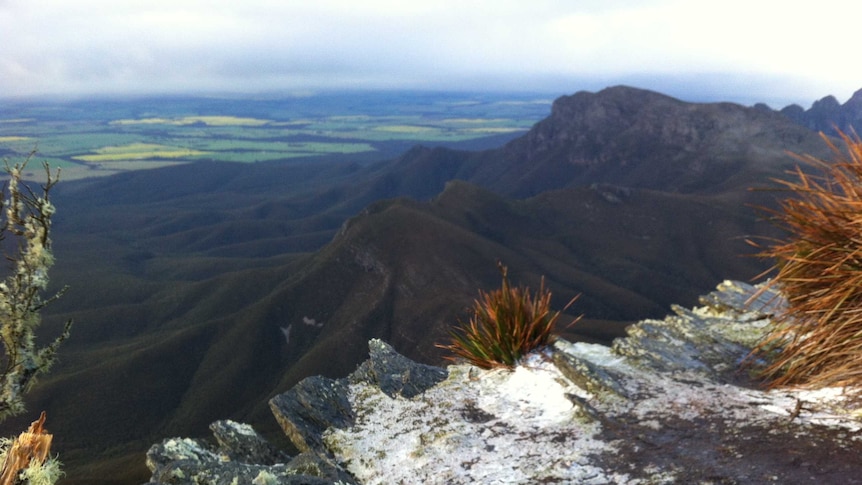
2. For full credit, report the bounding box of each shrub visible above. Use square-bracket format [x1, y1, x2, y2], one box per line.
[751, 131, 862, 391]
[439, 263, 579, 369]
[0, 153, 71, 420]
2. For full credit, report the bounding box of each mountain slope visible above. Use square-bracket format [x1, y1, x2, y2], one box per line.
[388, 86, 832, 197]
[1, 85, 841, 483]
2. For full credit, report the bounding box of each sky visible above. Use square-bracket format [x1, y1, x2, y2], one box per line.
[1, 0, 859, 107]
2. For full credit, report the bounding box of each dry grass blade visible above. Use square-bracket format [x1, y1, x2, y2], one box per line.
[438, 262, 581, 369]
[750, 130, 862, 393]
[0, 411, 54, 485]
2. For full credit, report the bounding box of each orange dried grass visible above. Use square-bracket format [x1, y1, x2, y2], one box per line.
[751, 131, 862, 391]
[0, 411, 52, 485]
[439, 263, 580, 369]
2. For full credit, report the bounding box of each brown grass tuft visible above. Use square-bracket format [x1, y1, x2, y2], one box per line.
[438, 262, 580, 369]
[751, 130, 862, 391]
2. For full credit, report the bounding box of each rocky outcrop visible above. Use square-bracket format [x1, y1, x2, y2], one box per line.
[145, 281, 862, 484]
[780, 88, 862, 136]
[266, 340, 447, 457]
[144, 340, 447, 484]
[479, 85, 825, 196]
[143, 420, 349, 484]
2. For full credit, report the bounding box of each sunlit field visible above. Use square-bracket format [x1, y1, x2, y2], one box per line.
[72, 143, 209, 162]
[111, 115, 272, 126]
[0, 92, 551, 180]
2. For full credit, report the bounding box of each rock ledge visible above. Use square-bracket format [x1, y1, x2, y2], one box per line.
[146, 281, 862, 484]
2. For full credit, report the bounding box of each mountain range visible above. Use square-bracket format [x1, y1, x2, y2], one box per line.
[773, 87, 862, 135]
[0, 85, 843, 484]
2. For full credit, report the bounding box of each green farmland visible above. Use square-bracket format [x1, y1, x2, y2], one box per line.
[0, 92, 552, 180]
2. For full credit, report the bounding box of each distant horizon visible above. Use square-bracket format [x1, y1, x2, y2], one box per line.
[3, 1, 859, 111]
[2, 81, 857, 112]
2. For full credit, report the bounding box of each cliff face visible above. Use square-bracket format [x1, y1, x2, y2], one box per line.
[145, 281, 862, 484]
[405, 85, 829, 197]
[367, 85, 838, 201]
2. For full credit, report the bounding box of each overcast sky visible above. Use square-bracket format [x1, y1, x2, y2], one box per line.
[1, 0, 859, 107]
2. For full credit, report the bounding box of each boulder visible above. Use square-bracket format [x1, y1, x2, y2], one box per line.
[269, 376, 353, 454]
[144, 421, 351, 485]
[348, 339, 448, 398]
[208, 420, 288, 466]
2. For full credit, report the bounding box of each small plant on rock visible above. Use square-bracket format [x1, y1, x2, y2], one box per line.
[751, 131, 862, 392]
[439, 263, 579, 369]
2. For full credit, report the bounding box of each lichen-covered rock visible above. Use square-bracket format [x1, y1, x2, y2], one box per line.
[320, 281, 862, 484]
[209, 420, 288, 465]
[348, 339, 447, 398]
[551, 345, 628, 398]
[269, 376, 354, 454]
[144, 421, 354, 485]
[148, 280, 862, 484]
[611, 280, 779, 377]
[285, 451, 353, 481]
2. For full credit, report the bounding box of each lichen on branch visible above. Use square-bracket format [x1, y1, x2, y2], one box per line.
[0, 152, 71, 421]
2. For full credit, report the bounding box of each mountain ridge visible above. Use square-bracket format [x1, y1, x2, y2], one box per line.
[3, 84, 848, 483]
[779, 87, 862, 135]
[384, 85, 830, 198]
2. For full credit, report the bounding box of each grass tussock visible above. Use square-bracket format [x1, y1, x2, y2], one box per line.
[752, 131, 862, 391]
[439, 263, 580, 369]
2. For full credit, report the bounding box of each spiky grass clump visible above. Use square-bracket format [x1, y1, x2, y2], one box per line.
[752, 131, 862, 391]
[439, 263, 579, 369]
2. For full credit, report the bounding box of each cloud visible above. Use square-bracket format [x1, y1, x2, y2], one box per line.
[1, 0, 859, 104]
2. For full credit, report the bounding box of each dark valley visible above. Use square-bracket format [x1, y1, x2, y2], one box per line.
[0, 85, 847, 483]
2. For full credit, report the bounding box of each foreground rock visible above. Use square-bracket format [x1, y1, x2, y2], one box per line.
[145, 281, 862, 484]
[144, 340, 446, 484]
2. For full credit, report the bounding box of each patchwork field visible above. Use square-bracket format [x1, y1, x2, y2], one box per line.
[0, 92, 552, 180]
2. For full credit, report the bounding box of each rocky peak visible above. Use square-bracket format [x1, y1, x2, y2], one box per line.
[845, 88, 862, 124]
[779, 103, 806, 124]
[484, 85, 819, 196]
[846, 88, 862, 107]
[510, 85, 691, 161]
[811, 94, 842, 111]
[777, 87, 862, 135]
[359, 84, 829, 199]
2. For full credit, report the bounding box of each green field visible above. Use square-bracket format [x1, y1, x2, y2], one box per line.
[0, 92, 552, 180]
[111, 115, 273, 126]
